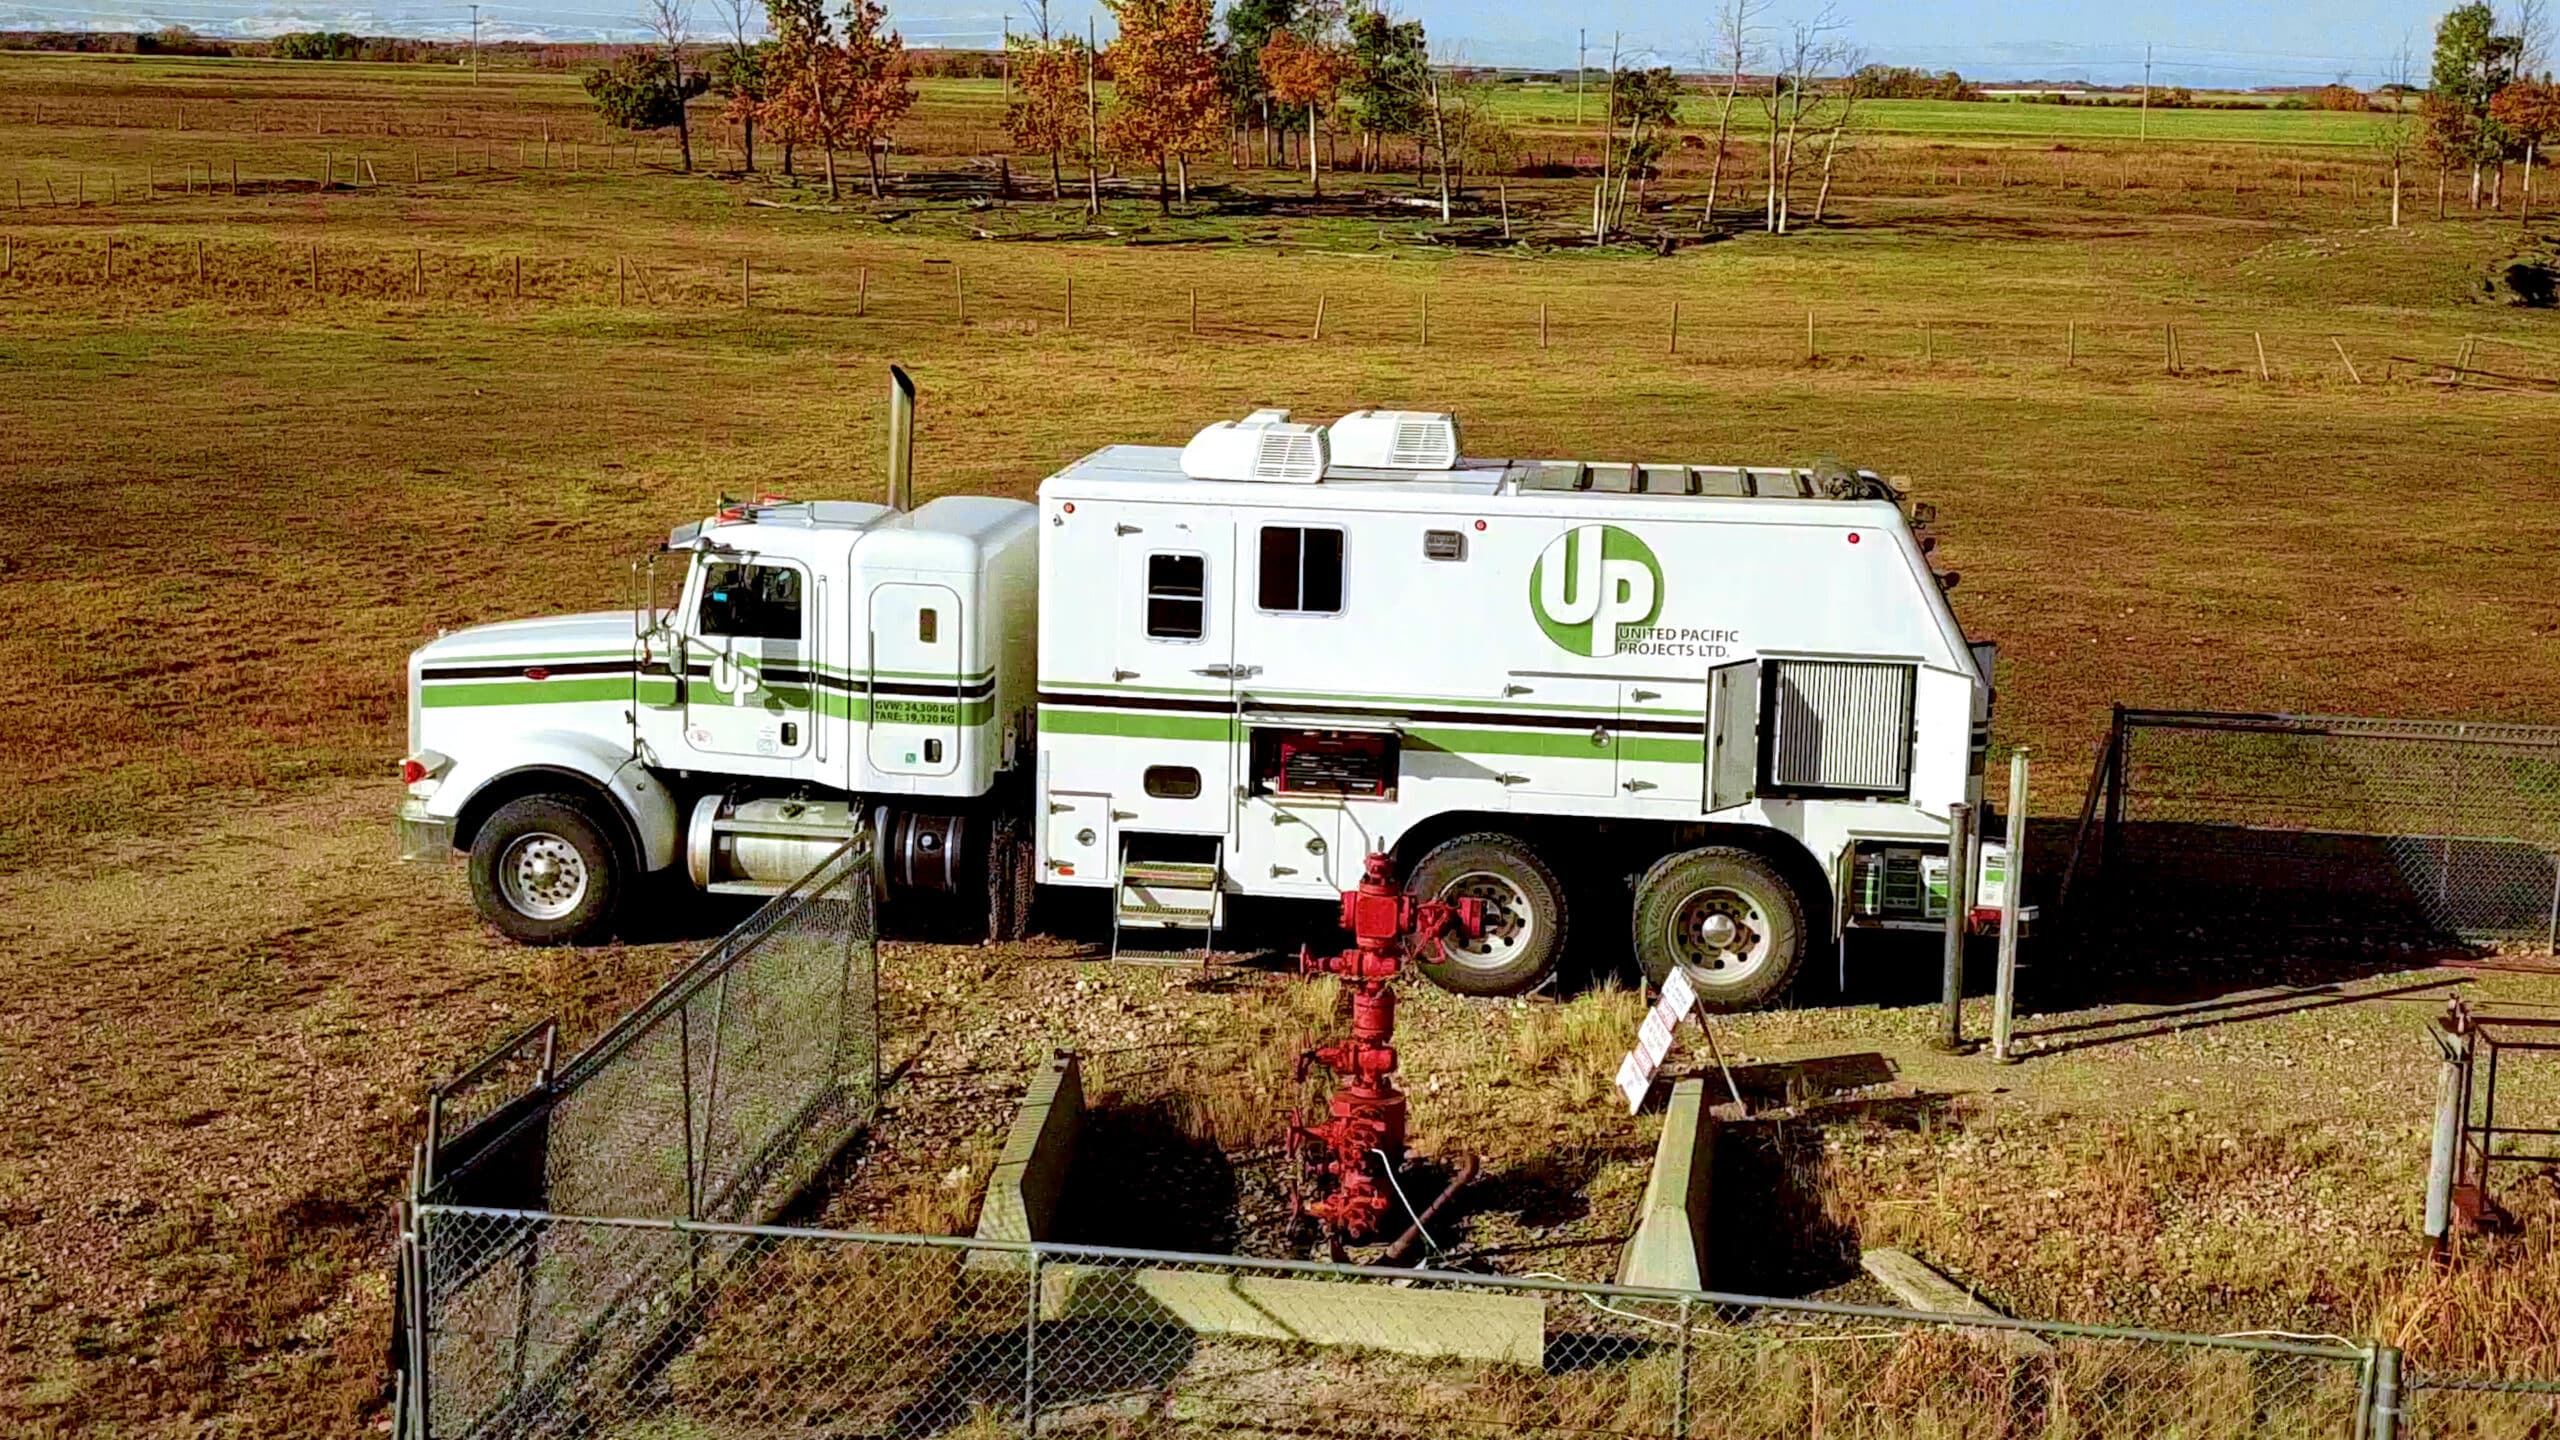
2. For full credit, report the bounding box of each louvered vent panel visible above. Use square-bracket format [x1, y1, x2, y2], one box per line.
[1253, 430, 1326, 482]
[1389, 419, 1458, 468]
[1770, 660, 1916, 793]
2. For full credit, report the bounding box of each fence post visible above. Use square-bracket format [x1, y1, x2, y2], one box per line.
[1540, 301, 1549, 350]
[953, 263, 964, 325]
[1806, 307, 1816, 361]
[1190, 286, 1199, 336]
[1420, 292, 1428, 346]
[1669, 300, 1679, 356]
[2368, 1344, 2404, 1440]
[2426, 1027, 2469, 1245]
[1064, 274, 1072, 333]
[1023, 1249, 1043, 1435]
[1311, 294, 1325, 342]
[1674, 1296, 1693, 1437]
[1936, 800, 1972, 1051]
[857, 265, 868, 317]
[2066, 320, 2075, 368]
[2333, 337, 2364, 384]
[1992, 749, 2030, 1064]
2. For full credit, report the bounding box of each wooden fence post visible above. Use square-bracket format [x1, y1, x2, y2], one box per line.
[2253, 331, 2270, 381]
[513, 254, 521, 300]
[1669, 301, 1679, 356]
[103, 235, 112, 285]
[953, 264, 964, 325]
[1190, 286, 1199, 336]
[1923, 323, 1932, 363]
[414, 149, 422, 183]
[1064, 274, 1073, 332]
[1420, 292, 1428, 346]
[619, 255, 627, 305]
[743, 257, 752, 307]
[321, 150, 332, 191]
[196, 238, 204, 285]
[2163, 324, 2175, 373]
[2066, 321, 2075, 368]
[1539, 301, 1549, 350]
[1806, 308, 1816, 361]
[309, 241, 318, 292]
[2331, 337, 2363, 384]
[857, 266, 868, 317]
[1311, 295, 1325, 341]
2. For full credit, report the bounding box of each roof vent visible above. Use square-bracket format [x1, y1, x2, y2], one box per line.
[1180, 409, 1330, 484]
[1330, 409, 1460, 470]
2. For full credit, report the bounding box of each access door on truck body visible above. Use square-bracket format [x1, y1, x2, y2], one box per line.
[866, 581, 965, 777]
[1103, 509, 1237, 836]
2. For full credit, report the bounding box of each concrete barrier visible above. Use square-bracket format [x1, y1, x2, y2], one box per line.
[973, 1050, 1082, 1251]
[1615, 1076, 1713, 1291]
[1039, 1265, 1546, 1368]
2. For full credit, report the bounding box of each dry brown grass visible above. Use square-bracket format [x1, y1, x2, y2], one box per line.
[5, 48, 2560, 1439]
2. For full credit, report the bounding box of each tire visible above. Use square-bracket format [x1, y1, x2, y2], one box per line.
[468, 795, 625, 946]
[1632, 846, 1806, 1012]
[1405, 833, 1568, 998]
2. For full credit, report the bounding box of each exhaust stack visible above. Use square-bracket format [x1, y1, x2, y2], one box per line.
[886, 364, 916, 513]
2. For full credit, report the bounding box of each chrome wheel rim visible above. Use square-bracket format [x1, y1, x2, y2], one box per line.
[498, 833, 589, 921]
[1436, 871, 1536, 972]
[1666, 885, 1772, 987]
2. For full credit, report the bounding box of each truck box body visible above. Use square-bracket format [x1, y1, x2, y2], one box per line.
[1034, 440, 1986, 920]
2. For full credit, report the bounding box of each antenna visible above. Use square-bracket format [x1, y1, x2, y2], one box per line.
[2139, 43, 2150, 142]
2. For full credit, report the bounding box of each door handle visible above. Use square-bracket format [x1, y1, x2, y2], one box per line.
[1632, 689, 1661, 702]
[1590, 727, 1612, 747]
[1113, 668, 1139, 681]
[1503, 683, 1534, 697]
[1624, 779, 1657, 793]
[1194, 664, 1262, 679]
[1496, 773, 1529, 786]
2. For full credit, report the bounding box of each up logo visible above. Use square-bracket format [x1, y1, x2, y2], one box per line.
[708, 649, 763, 701]
[1530, 524, 1663, 659]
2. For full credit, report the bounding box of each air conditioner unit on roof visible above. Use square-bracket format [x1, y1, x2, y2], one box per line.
[1180, 411, 1329, 484]
[1329, 410, 1461, 470]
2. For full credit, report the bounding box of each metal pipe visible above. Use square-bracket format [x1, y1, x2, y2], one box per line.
[1993, 749, 2030, 1064]
[886, 364, 916, 512]
[1378, 1154, 1479, 1266]
[2425, 1028, 2467, 1243]
[1938, 801, 1972, 1051]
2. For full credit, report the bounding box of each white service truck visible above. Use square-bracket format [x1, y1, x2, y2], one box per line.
[400, 372, 2012, 1009]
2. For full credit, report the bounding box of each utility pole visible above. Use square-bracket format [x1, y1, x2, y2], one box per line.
[1576, 28, 1586, 127]
[1001, 16, 1010, 105]
[469, 3, 481, 84]
[2139, 43, 2150, 142]
[1084, 15, 1100, 219]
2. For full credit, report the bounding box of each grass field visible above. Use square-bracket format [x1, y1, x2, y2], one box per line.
[3, 48, 2559, 1437]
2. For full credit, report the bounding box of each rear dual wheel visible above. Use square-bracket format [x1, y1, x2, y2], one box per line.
[1406, 833, 1569, 998]
[1632, 846, 1806, 1012]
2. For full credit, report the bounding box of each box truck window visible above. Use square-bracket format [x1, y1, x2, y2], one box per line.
[1145, 553, 1206, 640]
[1257, 526, 1345, 614]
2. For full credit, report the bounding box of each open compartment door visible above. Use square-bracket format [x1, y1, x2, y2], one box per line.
[1705, 659, 1761, 813]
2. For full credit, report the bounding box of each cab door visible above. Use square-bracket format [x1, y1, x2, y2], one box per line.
[682, 556, 814, 763]
[867, 581, 963, 777]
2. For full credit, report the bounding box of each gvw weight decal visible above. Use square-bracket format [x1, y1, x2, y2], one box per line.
[1530, 525, 1662, 659]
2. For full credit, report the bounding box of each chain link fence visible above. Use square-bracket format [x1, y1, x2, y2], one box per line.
[2060, 708, 2560, 955]
[399, 1207, 2380, 1440]
[413, 836, 880, 1221]
[2405, 1372, 2560, 1436]
[396, 838, 879, 1436]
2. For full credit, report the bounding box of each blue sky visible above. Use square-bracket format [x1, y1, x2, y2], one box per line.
[0, 0, 2469, 87]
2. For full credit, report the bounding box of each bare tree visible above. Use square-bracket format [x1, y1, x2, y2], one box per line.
[1591, 32, 1620, 242]
[1760, 7, 1848, 234]
[2514, 0, 2552, 76]
[648, 0, 697, 171]
[1810, 44, 1865, 223]
[1699, 0, 1766, 230]
[2374, 35, 2420, 227]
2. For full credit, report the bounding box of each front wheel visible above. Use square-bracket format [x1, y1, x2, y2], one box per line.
[468, 795, 625, 945]
[1406, 833, 1568, 998]
[1632, 847, 1805, 1012]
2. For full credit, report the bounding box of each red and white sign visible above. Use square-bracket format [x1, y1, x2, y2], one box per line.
[1614, 968, 1698, 1113]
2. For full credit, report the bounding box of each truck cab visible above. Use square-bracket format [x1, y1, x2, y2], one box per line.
[399, 492, 1037, 944]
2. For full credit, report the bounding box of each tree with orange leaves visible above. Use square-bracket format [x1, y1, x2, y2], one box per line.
[837, 0, 914, 198]
[2490, 77, 2560, 220]
[1005, 30, 1090, 199]
[1103, 0, 1225, 213]
[1260, 26, 1352, 197]
[764, 0, 912, 201]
